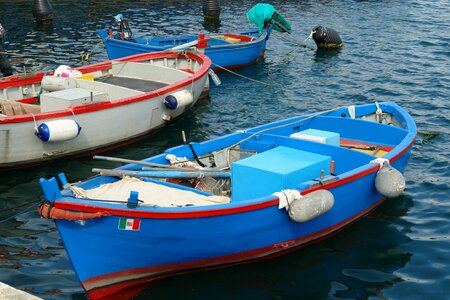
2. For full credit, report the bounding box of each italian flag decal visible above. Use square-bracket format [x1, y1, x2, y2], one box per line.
[118, 217, 141, 231]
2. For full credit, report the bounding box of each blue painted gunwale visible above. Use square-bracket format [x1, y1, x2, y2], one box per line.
[98, 28, 271, 70]
[41, 102, 416, 299]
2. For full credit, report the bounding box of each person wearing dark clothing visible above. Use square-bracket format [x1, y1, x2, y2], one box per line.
[0, 22, 14, 77]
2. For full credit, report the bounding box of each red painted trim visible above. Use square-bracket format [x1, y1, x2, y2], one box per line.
[178, 69, 194, 74]
[17, 97, 39, 104]
[55, 199, 280, 219]
[0, 52, 210, 124]
[82, 197, 386, 299]
[0, 101, 204, 170]
[54, 139, 414, 219]
[0, 72, 45, 88]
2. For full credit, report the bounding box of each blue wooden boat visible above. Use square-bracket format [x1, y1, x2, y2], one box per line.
[98, 28, 270, 70]
[97, 4, 291, 70]
[39, 102, 416, 300]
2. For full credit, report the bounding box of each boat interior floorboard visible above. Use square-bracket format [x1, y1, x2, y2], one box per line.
[101, 77, 167, 92]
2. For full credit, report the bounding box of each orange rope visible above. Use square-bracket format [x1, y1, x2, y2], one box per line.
[38, 202, 108, 220]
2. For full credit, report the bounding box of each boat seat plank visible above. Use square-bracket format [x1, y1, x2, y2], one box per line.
[99, 76, 167, 92]
[111, 62, 193, 84]
[308, 116, 408, 146]
[75, 79, 145, 101]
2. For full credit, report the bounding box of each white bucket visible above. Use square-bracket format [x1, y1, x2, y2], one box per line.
[54, 65, 82, 78]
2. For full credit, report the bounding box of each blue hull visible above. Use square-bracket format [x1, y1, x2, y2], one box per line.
[98, 28, 271, 69]
[40, 102, 416, 299]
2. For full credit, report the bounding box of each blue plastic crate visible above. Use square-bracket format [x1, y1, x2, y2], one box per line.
[232, 146, 331, 201]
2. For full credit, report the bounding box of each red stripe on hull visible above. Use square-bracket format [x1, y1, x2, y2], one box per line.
[0, 72, 45, 88]
[83, 197, 386, 300]
[0, 100, 206, 171]
[0, 52, 210, 124]
[54, 140, 413, 219]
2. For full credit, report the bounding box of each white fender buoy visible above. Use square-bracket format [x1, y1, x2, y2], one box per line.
[288, 189, 335, 223]
[163, 90, 193, 110]
[374, 160, 406, 198]
[35, 119, 81, 142]
[41, 76, 77, 91]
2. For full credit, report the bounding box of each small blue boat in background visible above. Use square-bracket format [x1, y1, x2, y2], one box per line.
[98, 3, 291, 69]
[39, 102, 416, 300]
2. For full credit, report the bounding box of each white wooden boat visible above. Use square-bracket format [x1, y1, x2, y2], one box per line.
[0, 50, 211, 169]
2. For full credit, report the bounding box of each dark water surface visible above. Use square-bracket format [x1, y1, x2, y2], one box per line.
[0, 1, 449, 299]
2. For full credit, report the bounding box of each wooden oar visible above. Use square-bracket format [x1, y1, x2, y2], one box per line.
[340, 144, 379, 150]
[93, 155, 180, 169]
[141, 166, 226, 172]
[164, 40, 199, 52]
[92, 168, 231, 179]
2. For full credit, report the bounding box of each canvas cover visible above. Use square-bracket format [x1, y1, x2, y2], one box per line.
[247, 3, 291, 34]
[71, 176, 230, 207]
[0, 99, 40, 116]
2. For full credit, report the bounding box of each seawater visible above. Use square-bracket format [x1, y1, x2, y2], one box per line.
[0, 1, 449, 299]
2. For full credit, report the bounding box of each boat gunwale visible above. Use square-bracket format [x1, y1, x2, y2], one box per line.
[52, 102, 417, 219]
[0, 51, 211, 124]
[99, 28, 269, 52]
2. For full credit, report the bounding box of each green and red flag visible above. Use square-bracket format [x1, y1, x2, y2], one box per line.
[118, 217, 141, 231]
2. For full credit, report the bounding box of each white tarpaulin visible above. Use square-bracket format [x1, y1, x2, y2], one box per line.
[71, 176, 230, 207]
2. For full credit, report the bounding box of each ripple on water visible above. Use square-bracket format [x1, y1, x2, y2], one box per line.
[0, 0, 449, 299]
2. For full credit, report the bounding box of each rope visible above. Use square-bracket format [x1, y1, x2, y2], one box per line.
[31, 113, 38, 131]
[0, 198, 43, 213]
[211, 62, 280, 87]
[276, 35, 316, 51]
[69, 108, 79, 123]
[0, 199, 44, 224]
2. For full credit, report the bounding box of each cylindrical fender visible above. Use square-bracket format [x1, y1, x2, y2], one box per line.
[164, 90, 194, 110]
[41, 76, 78, 91]
[35, 119, 81, 142]
[375, 161, 406, 198]
[288, 189, 335, 223]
